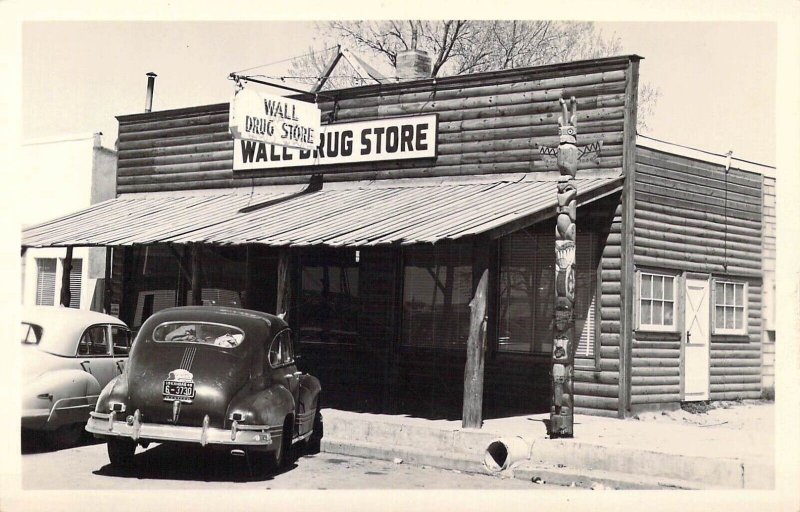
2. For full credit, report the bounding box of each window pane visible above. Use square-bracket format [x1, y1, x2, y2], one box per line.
[725, 283, 735, 306]
[36, 259, 57, 306]
[734, 284, 744, 306]
[653, 276, 664, 300]
[725, 308, 734, 329]
[663, 301, 674, 325]
[715, 306, 725, 329]
[665, 277, 674, 301]
[641, 274, 652, 299]
[640, 300, 652, 325]
[298, 251, 360, 344]
[111, 327, 131, 356]
[716, 282, 724, 305]
[653, 301, 664, 325]
[498, 231, 535, 353]
[735, 308, 744, 330]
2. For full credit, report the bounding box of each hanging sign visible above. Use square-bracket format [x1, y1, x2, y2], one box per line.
[233, 114, 438, 171]
[229, 88, 321, 151]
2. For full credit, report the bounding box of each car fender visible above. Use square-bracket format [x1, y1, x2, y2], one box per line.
[95, 373, 129, 413]
[226, 384, 295, 427]
[23, 368, 101, 430]
[298, 374, 321, 412]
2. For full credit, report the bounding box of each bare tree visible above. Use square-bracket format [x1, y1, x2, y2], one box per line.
[287, 20, 659, 130]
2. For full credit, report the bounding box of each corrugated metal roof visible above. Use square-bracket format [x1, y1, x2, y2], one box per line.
[21, 177, 621, 248]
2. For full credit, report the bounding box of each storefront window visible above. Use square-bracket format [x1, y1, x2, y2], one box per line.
[402, 243, 473, 348]
[297, 250, 359, 344]
[497, 227, 597, 356]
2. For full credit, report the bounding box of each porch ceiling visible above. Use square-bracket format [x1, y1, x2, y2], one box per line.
[21, 176, 622, 248]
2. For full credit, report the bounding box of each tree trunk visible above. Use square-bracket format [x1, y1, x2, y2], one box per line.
[462, 269, 488, 429]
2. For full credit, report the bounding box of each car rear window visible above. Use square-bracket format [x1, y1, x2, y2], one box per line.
[152, 322, 245, 348]
[21, 322, 43, 344]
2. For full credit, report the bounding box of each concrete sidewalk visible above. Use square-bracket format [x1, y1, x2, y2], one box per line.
[319, 402, 774, 489]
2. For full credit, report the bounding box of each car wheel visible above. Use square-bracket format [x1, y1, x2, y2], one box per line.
[107, 438, 136, 468]
[306, 405, 323, 454]
[270, 416, 293, 470]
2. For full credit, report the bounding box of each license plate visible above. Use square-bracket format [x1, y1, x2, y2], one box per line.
[163, 380, 195, 402]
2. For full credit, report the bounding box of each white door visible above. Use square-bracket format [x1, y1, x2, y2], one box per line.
[683, 278, 710, 400]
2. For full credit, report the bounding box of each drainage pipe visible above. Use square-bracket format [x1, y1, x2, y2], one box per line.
[483, 436, 531, 473]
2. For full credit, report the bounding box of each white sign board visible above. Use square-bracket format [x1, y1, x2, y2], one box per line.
[233, 114, 438, 171]
[229, 89, 321, 151]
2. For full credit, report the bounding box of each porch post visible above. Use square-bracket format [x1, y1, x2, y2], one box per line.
[191, 244, 202, 306]
[60, 246, 74, 307]
[551, 97, 579, 438]
[462, 269, 488, 429]
[103, 247, 113, 313]
[276, 249, 292, 319]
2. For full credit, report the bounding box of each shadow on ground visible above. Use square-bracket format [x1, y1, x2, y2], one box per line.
[91, 442, 314, 483]
[21, 427, 103, 454]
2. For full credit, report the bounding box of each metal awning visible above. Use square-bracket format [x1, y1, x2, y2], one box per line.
[21, 177, 622, 248]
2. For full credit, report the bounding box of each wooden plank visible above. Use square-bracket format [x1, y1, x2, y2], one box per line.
[630, 394, 680, 404]
[637, 151, 763, 188]
[635, 201, 762, 231]
[636, 162, 762, 199]
[618, 57, 640, 419]
[118, 132, 232, 152]
[633, 255, 761, 277]
[634, 226, 763, 253]
[634, 246, 761, 270]
[574, 370, 620, 384]
[573, 382, 619, 398]
[635, 238, 760, 264]
[574, 395, 618, 410]
[462, 269, 488, 429]
[118, 121, 230, 143]
[635, 188, 761, 222]
[636, 172, 762, 209]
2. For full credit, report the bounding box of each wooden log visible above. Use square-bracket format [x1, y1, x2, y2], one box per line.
[574, 370, 620, 384]
[709, 350, 762, 359]
[462, 269, 489, 429]
[633, 226, 762, 254]
[633, 255, 760, 277]
[118, 150, 234, 170]
[119, 140, 233, 161]
[711, 343, 762, 351]
[573, 382, 619, 398]
[600, 246, 622, 258]
[709, 391, 762, 400]
[710, 359, 762, 367]
[601, 295, 621, 308]
[636, 171, 762, 208]
[637, 153, 762, 189]
[600, 346, 620, 359]
[710, 374, 762, 384]
[436, 132, 624, 156]
[600, 333, 620, 346]
[633, 341, 681, 350]
[630, 394, 680, 404]
[631, 357, 680, 367]
[120, 112, 230, 134]
[635, 237, 761, 263]
[631, 385, 680, 395]
[118, 178, 238, 194]
[598, 359, 620, 372]
[635, 188, 761, 223]
[605, 233, 622, 245]
[636, 163, 762, 199]
[600, 320, 620, 334]
[601, 282, 621, 294]
[602, 307, 621, 321]
[631, 348, 680, 358]
[439, 106, 624, 133]
[710, 383, 760, 393]
[60, 246, 74, 307]
[117, 169, 234, 186]
[118, 121, 230, 143]
[118, 131, 232, 152]
[324, 70, 629, 110]
[437, 119, 623, 144]
[331, 86, 627, 123]
[631, 376, 681, 386]
[574, 407, 618, 417]
[631, 367, 678, 377]
[634, 246, 761, 270]
[574, 395, 618, 409]
[634, 201, 762, 232]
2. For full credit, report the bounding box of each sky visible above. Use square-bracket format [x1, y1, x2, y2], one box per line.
[20, 20, 777, 165]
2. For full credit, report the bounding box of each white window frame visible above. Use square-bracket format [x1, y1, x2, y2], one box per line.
[635, 270, 679, 333]
[712, 279, 749, 336]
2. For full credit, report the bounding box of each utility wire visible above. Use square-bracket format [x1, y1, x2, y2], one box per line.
[231, 45, 339, 75]
[637, 133, 774, 168]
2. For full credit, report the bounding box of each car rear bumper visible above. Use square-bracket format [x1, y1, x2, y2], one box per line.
[86, 410, 282, 448]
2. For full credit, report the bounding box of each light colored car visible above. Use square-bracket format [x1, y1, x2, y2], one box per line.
[21, 306, 132, 447]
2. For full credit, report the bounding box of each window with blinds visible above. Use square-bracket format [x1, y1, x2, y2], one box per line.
[35, 259, 56, 306]
[402, 243, 473, 348]
[66, 258, 82, 309]
[497, 227, 597, 357]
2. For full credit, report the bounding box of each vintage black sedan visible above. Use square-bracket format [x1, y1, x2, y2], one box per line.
[86, 306, 321, 470]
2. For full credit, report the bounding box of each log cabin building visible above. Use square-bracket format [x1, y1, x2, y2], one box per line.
[21, 54, 773, 422]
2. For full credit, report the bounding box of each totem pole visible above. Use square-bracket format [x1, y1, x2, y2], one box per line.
[551, 97, 579, 438]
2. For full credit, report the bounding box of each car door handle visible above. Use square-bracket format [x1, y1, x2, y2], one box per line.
[116, 360, 125, 373]
[80, 360, 91, 373]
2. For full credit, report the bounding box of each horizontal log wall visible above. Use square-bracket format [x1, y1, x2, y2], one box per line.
[573, 195, 622, 416]
[631, 147, 764, 407]
[115, 58, 635, 193]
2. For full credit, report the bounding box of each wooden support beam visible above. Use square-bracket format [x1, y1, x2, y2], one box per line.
[462, 269, 488, 429]
[191, 244, 202, 306]
[60, 246, 74, 307]
[276, 249, 292, 319]
[104, 247, 113, 314]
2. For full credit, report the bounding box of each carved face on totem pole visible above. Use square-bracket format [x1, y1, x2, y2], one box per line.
[557, 97, 579, 178]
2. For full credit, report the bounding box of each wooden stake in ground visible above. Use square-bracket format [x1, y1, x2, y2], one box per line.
[551, 97, 579, 438]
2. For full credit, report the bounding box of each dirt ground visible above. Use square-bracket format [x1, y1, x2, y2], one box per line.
[630, 399, 774, 431]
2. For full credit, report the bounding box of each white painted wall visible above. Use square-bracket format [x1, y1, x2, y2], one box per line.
[20, 134, 116, 311]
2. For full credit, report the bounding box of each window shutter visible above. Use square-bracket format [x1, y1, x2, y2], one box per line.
[35, 259, 56, 306]
[577, 294, 596, 357]
[67, 259, 82, 309]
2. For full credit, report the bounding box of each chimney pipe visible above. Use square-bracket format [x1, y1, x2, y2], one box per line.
[145, 72, 157, 113]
